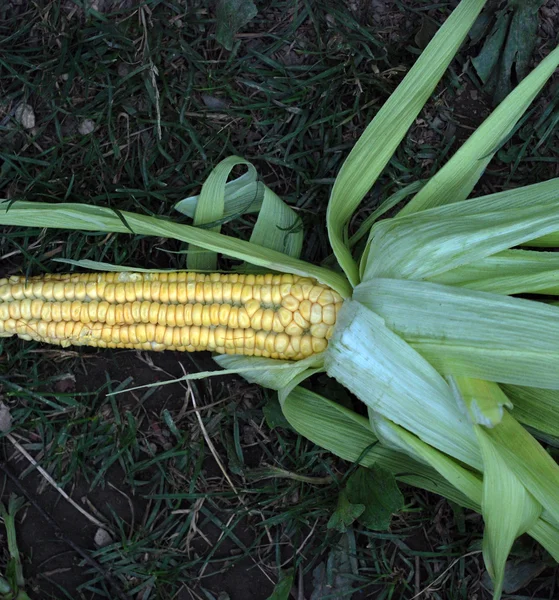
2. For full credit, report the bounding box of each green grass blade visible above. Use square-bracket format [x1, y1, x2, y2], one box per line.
[355, 278, 559, 389]
[326, 0, 487, 285]
[400, 44, 559, 216]
[0, 200, 352, 296]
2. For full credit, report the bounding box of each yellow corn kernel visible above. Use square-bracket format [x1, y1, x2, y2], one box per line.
[199, 327, 210, 349]
[192, 303, 203, 326]
[219, 304, 231, 326]
[251, 308, 263, 330]
[310, 303, 323, 325]
[299, 335, 313, 356]
[261, 308, 275, 331]
[290, 285, 304, 301]
[222, 283, 232, 303]
[322, 304, 337, 325]
[240, 284, 253, 304]
[245, 299, 260, 318]
[282, 295, 299, 311]
[310, 323, 329, 338]
[298, 300, 312, 322]
[237, 308, 251, 329]
[231, 282, 243, 303]
[272, 313, 284, 333]
[275, 333, 289, 354]
[190, 326, 201, 347]
[293, 312, 309, 329]
[228, 306, 239, 329]
[277, 307, 293, 328]
[255, 330, 268, 350]
[312, 338, 328, 353]
[285, 322, 304, 337]
[212, 282, 223, 303]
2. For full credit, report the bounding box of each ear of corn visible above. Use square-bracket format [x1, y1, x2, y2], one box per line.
[0, 271, 342, 360]
[4, 0, 559, 597]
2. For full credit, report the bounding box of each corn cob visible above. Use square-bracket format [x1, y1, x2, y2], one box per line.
[0, 271, 343, 360]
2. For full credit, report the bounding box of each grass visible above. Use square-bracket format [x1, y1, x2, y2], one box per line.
[1, 0, 559, 598]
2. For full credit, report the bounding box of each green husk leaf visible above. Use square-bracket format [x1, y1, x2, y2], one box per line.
[248, 186, 303, 259]
[52, 259, 180, 273]
[324, 299, 481, 468]
[174, 166, 262, 218]
[428, 249, 559, 295]
[187, 156, 254, 271]
[326, 0, 487, 285]
[362, 178, 559, 282]
[452, 378, 541, 598]
[484, 411, 559, 525]
[368, 416, 483, 509]
[450, 376, 512, 428]
[399, 44, 559, 215]
[354, 278, 559, 390]
[501, 385, 559, 437]
[476, 426, 541, 599]
[281, 386, 480, 510]
[176, 159, 302, 267]
[526, 232, 559, 247]
[347, 180, 424, 250]
[0, 200, 352, 297]
[213, 353, 323, 391]
[529, 518, 559, 562]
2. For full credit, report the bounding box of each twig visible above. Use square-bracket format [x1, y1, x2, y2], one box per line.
[185, 379, 241, 497]
[410, 550, 482, 599]
[6, 433, 112, 534]
[0, 462, 130, 600]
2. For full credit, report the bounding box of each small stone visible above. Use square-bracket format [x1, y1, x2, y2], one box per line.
[0, 403, 12, 433]
[94, 528, 113, 548]
[117, 63, 129, 77]
[78, 119, 95, 135]
[15, 103, 35, 129]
